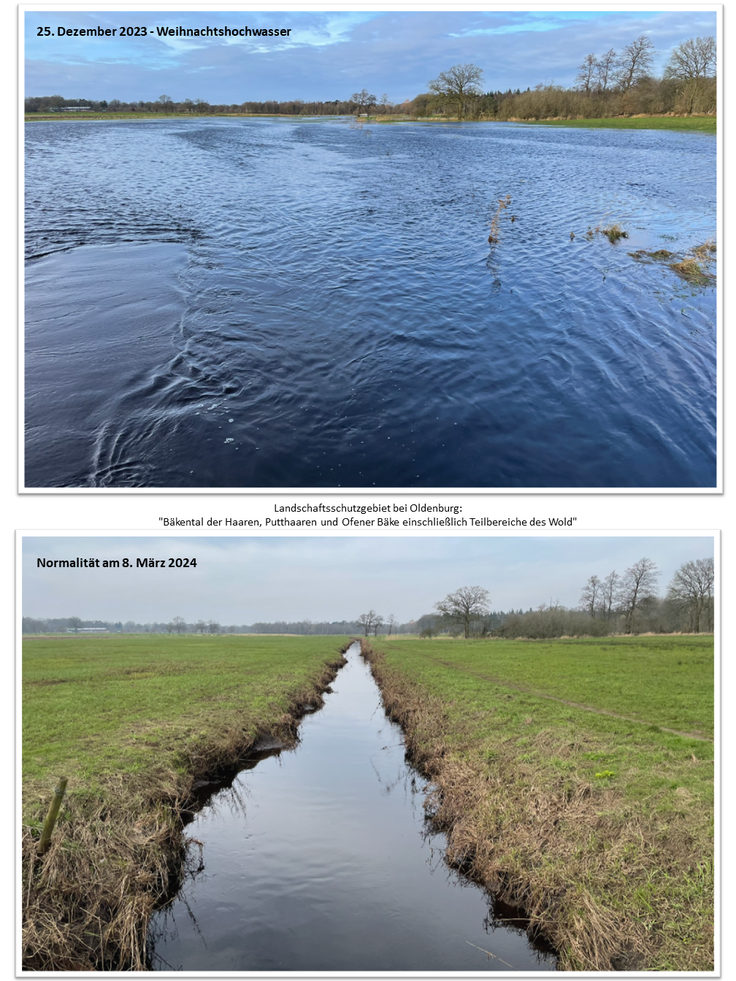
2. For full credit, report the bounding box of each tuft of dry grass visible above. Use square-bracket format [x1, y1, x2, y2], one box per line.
[585, 222, 628, 244]
[669, 256, 715, 286]
[629, 239, 716, 288]
[691, 239, 716, 260]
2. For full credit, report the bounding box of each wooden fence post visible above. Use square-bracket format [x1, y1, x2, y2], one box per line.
[38, 777, 68, 855]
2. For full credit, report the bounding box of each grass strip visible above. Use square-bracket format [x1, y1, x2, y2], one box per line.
[361, 635, 714, 971]
[515, 116, 716, 133]
[22, 634, 349, 970]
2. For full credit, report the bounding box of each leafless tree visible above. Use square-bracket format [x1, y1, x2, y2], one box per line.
[428, 63, 484, 119]
[600, 570, 620, 620]
[580, 575, 602, 618]
[351, 89, 377, 114]
[358, 610, 382, 636]
[576, 54, 599, 95]
[664, 36, 716, 81]
[616, 35, 655, 92]
[172, 615, 186, 634]
[435, 586, 490, 638]
[667, 557, 714, 633]
[596, 48, 618, 92]
[617, 558, 659, 633]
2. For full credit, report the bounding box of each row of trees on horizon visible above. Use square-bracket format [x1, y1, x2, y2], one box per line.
[22, 556, 714, 640]
[25, 35, 716, 121]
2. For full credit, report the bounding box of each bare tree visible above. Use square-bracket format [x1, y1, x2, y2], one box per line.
[616, 35, 655, 93]
[207, 620, 220, 634]
[600, 570, 620, 620]
[428, 63, 484, 119]
[663, 36, 716, 113]
[617, 558, 659, 633]
[596, 48, 618, 93]
[580, 575, 602, 618]
[172, 615, 186, 634]
[386, 614, 398, 636]
[435, 586, 490, 638]
[576, 54, 599, 95]
[664, 36, 716, 81]
[357, 610, 381, 636]
[667, 558, 714, 633]
[351, 89, 377, 114]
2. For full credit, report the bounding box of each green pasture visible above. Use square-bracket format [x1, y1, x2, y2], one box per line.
[518, 116, 716, 133]
[374, 635, 714, 970]
[22, 634, 347, 807]
[381, 634, 713, 803]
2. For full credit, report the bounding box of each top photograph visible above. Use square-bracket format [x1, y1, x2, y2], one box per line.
[22, 7, 720, 491]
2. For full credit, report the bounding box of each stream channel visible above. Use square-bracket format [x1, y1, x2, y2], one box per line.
[149, 644, 556, 972]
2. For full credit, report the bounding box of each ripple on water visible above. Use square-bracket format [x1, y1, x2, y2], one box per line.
[25, 119, 717, 487]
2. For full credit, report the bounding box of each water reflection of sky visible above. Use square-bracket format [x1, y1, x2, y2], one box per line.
[150, 647, 556, 972]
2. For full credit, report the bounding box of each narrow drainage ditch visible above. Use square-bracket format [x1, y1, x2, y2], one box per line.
[148, 643, 556, 972]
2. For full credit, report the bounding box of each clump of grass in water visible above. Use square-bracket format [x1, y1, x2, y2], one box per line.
[630, 239, 716, 287]
[585, 222, 629, 244]
[488, 195, 511, 245]
[669, 256, 715, 287]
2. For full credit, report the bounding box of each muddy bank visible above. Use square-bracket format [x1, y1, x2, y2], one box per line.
[22, 649, 348, 971]
[359, 640, 710, 972]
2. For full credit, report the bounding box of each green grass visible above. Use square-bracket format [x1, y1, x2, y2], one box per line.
[22, 633, 347, 805]
[368, 635, 714, 970]
[22, 633, 349, 970]
[517, 115, 716, 133]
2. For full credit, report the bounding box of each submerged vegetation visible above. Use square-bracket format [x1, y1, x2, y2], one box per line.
[361, 635, 714, 972]
[22, 635, 348, 970]
[630, 240, 717, 287]
[487, 194, 512, 245]
[585, 222, 629, 244]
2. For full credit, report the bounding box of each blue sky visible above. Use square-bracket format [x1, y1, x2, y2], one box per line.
[22, 536, 714, 623]
[25, 9, 717, 104]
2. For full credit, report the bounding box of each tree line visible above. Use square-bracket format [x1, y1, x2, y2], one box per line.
[25, 35, 716, 123]
[419, 36, 715, 120]
[24, 93, 399, 117]
[409, 556, 714, 640]
[22, 556, 713, 639]
[20, 615, 414, 636]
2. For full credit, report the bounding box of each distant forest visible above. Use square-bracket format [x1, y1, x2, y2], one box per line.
[25, 35, 716, 120]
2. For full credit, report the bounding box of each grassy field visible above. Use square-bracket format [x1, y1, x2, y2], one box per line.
[363, 635, 714, 972]
[516, 115, 716, 133]
[22, 634, 349, 969]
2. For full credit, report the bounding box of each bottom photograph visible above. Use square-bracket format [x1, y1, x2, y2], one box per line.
[20, 535, 716, 974]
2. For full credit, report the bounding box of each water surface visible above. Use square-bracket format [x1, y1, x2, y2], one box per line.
[149, 646, 556, 972]
[25, 118, 717, 488]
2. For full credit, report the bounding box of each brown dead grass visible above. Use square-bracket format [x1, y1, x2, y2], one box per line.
[22, 653, 347, 971]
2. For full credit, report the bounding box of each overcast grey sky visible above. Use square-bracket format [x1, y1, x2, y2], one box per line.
[25, 9, 717, 104]
[22, 536, 714, 624]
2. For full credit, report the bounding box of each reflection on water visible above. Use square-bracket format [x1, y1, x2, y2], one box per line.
[25, 118, 716, 488]
[148, 645, 556, 972]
